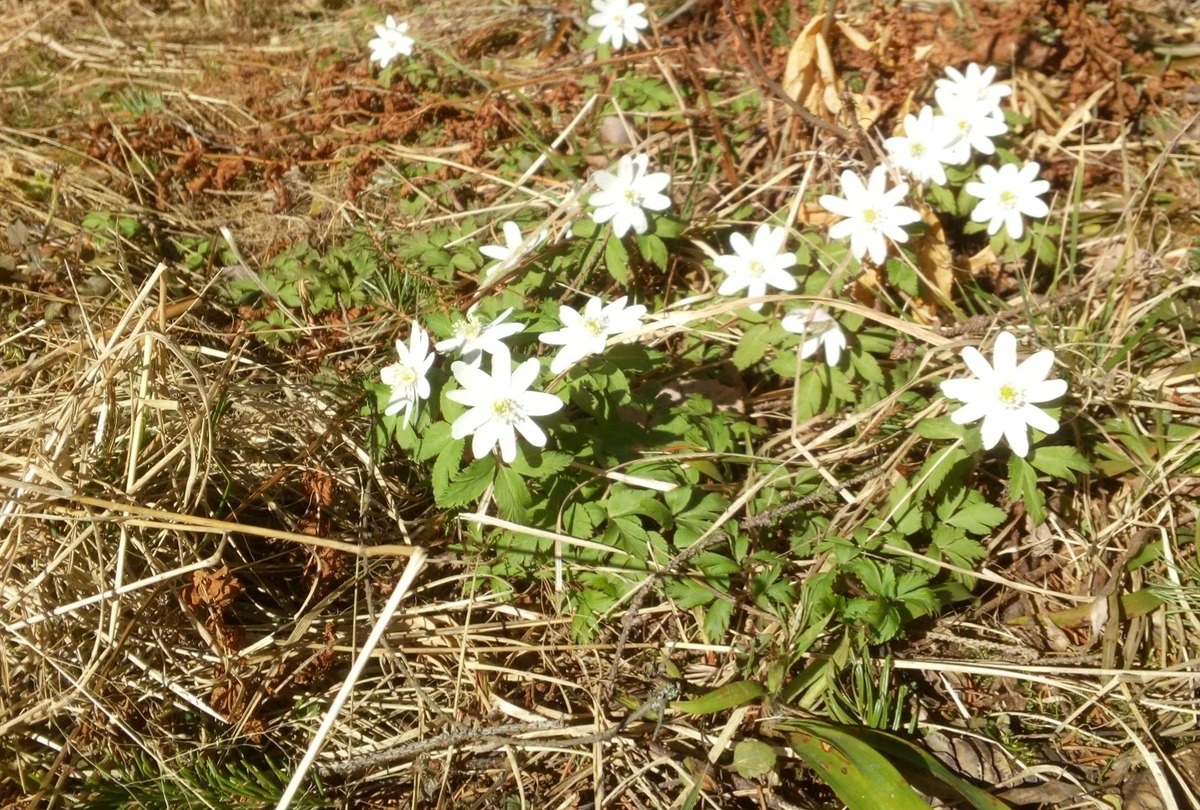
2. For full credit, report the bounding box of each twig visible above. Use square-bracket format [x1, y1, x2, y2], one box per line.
[318, 681, 680, 778]
[603, 530, 732, 701]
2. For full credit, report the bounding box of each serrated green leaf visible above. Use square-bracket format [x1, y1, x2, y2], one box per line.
[886, 258, 920, 297]
[702, 596, 734, 643]
[672, 680, 764, 715]
[604, 485, 671, 525]
[1028, 444, 1091, 481]
[636, 232, 669, 271]
[1007, 454, 1046, 524]
[733, 323, 772, 370]
[436, 454, 496, 508]
[945, 499, 1007, 535]
[494, 465, 531, 520]
[930, 525, 987, 572]
[913, 445, 967, 500]
[850, 349, 885, 386]
[415, 420, 454, 462]
[564, 500, 605, 537]
[432, 436, 465, 495]
[916, 416, 965, 441]
[604, 232, 630, 284]
[507, 449, 572, 479]
[665, 577, 713, 609]
[733, 740, 777, 778]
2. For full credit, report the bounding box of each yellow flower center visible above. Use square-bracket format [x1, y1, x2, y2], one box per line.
[862, 208, 879, 224]
[583, 316, 606, 337]
[395, 366, 417, 386]
[492, 398, 519, 424]
[999, 190, 1018, 209]
[456, 317, 483, 340]
[748, 259, 765, 278]
[623, 187, 640, 204]
[997, 381, 1024, 408]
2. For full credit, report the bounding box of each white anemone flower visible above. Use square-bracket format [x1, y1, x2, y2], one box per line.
[934, 63, 1011, 121]
[540, 295, 647, 374]
[588, 0, 649, 51]
[940, 98, 1008, 163]
[884, 105, 961, 186]
[368, 15, 415, 68]
[819, 166, 921, 266]
[481, 221, 545, 278]
[964, 162, 1051, 239]
[781, 307, 846, 366]
[939, 330, 1068, 458]
[714, 224, 797, 312]
[435, 306, 524, 367]
[447, 346, 564, 463]
[380, 324, 435, 428]
[588, 154, 672, 238]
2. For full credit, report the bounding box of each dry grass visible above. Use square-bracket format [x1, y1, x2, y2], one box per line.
[2, 0, 1200, 808]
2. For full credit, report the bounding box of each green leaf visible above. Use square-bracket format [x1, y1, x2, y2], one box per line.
[733, 323, 772, 370]
[849, 349, 885, 386]
[844, 725, 1013, 810]
[1007, 454, 1046, 525]
[494, 465, 531, 520]
[1028, 444, 1091, 481]
[702, 597, 734, 643]
[733, 740, 777, 779]
[913, 445, 967, 500]
[604, 232, 630, 284]
[665, 577, 714, 609]
[604, 485, 671, 526]
[930, 525, 987, 572]
[414, 420, 454, 462]
[564, 500, 605, 537]
[636, 232, 669, 271]
[672, 680, 764, 715]
[916, 416, 965, 441]
[431, 436, 466, 496]
[885, 258, 920, 297]
[436, 454, 496, 508]
[785, 721, 932, 810]
[945, 498, 1007, 535]
[507, 449, 573, 479]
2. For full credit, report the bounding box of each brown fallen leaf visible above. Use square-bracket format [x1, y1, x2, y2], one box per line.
[781, 15, 879, 128]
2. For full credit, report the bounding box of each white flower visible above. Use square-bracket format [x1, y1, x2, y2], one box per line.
[368, 15, 414, 69]
[935, 63, 1011, 120]
[820, 166, 921, 265]
[588, 0, 649, 50]
[588, 154, 672, 238]
[714, 224, 797, 312]
[781, 307, 846, 366]
[539, 295, 647, 374]
[435, 306, 524, 367]
[447, 346, 564, 463]
[940, 98, 1008, 163]
[884, 106, 960, 186]
[380, 324, 435, 428]
[964, 162, 1050, 240]
[480, 221, 545, 278]
[939, 330, 1068, 458]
